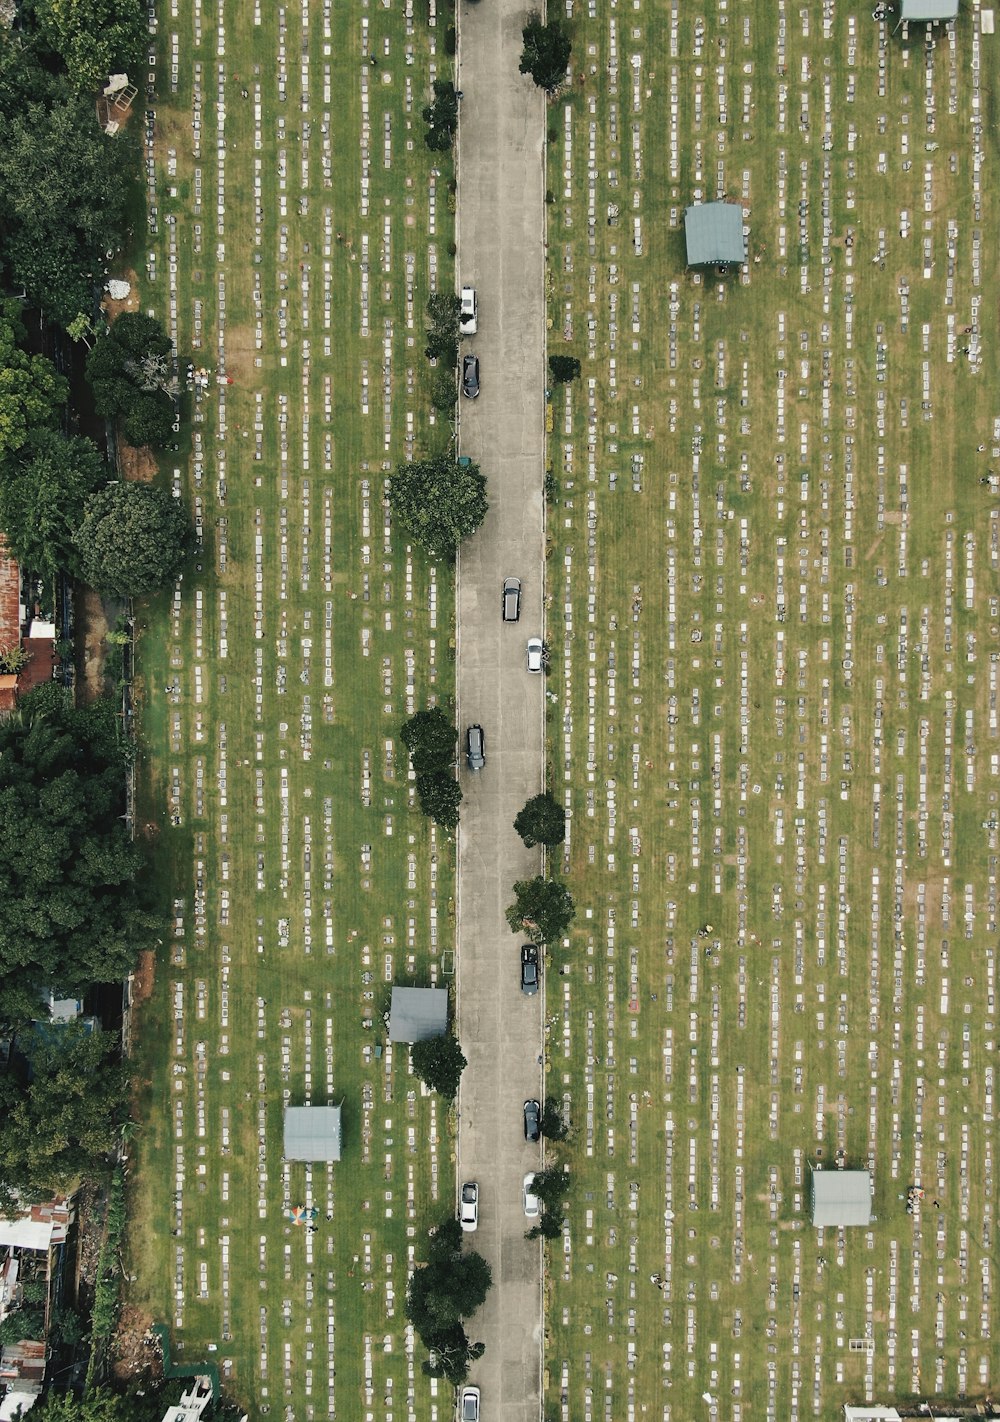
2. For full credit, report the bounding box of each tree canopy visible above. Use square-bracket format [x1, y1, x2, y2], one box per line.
[0, 687, 158, 998]
[505, 876, 576, 945]
[400, 706, 459, 774]
[410, 1033, 466, 1099]
[0, 1022, 130, 1197]
[86, 314, 176, 448]
[32, 0, 148, 96]
[75, 482, 191, 598]
[422, 79, 459, 151]
[415, 771, 463, 832]
[0, 301, 69, 463]
[513, 790, 566, 848]
[0, 429, 107, 580]
[389, 453, 488, 556]
[406, 1218, 492, 1369]
[519, 13, 573, 93]
[548, 353, 581, 383]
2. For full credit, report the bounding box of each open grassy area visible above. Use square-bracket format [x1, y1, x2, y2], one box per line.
[125, 0, 459, 1416]
[543, 4, 1000, 1419]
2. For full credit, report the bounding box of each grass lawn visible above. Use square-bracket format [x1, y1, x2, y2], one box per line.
[542, 4, 1000, 1418]
[124, 0, 461, 1416]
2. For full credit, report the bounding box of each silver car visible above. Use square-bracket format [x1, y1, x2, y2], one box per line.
[466, 724, 485, 771]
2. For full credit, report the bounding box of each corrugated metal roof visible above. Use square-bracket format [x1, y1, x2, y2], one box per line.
[684, 201, 746, 266]
[811, 1170, 872, 1226]
[283, 1105, 342, 1162]
[388, 986, 449, 1043]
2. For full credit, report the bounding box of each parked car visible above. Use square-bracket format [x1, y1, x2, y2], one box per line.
[460, 1386, 480, 1422]
[466, 724, 485, 771]
[526, 637, 544, 673]
[522, 1172, 540, 1218]
[520, 943, 539, 995]
[523, 1098, 540, 1141]
[502, 576, 521, 622]
[460, 285, 478, 335]
[462, 353, 480, 399]
[459, 1181, 479, 1232]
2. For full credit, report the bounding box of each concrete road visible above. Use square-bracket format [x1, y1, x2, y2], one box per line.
[454, 0, 547, 1417]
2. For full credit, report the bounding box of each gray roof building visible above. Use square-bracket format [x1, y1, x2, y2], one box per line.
[388, 986, 449, 1043]
[899, 0, 958, 20]
[283, 1105, 342, 1162]
[684, 201, 747, 266]
[811, 1169, 872, 1227]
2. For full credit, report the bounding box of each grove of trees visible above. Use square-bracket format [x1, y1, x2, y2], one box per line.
[422, 79, 460, 151]
[401, 706, 463, 829]
[86, 313, 177, 450]
[406, 1218, 492, 1385]
[0, 429, 107, 582]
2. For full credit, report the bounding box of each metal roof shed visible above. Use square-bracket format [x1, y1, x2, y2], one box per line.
[899, 0, 958, 19]
[388, 986, 449, 1043]
[283, 1105, 342, 1162]
[811, 1169, 872, 1227]
[684, 201, 747, 266]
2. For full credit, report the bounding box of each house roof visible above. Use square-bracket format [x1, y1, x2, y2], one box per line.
[684, 201, 746, 266]
[900, 0, 958, 19]
[388, 986, 449, 1043]
[283, 1105, 342, 1162]
[811, 1169, 872, 1227]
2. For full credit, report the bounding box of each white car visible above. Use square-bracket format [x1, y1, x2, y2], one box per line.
[460, 285, 478, 336]
[526, 637, 544, 673]
[523, 1172, 540, 1218]
[459, 1180, 479, 1232]
[460, 1385, 480, 1422]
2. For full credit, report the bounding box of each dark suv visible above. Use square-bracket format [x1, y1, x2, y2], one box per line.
[520, 943, 539, 995]
[523, 1098, 540, 1141]
[466, 724, 485, 771]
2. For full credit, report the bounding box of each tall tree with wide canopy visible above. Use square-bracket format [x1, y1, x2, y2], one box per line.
[388, 454, 488, 556]
[75, 482, 191, 597]
[0, 301, 68, 463]
[0, 429, 106, 580]
[32, 0, 148, 95]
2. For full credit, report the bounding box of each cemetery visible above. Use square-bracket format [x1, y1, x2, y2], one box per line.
[122, 0, 1000, 1417]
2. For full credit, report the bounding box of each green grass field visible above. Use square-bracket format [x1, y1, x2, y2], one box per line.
[125, 1, 459, 1416]
[542, 4, 1000, 1419]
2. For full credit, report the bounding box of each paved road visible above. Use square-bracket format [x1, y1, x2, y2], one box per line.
[454, 0, 547, 1417]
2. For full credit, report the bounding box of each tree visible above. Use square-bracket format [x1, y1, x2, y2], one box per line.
[422, 79, 459, 150]
[389, 453, 488, 556]
[526, 1212, 563, 1241]
[526, 1164, 570, 1210]
[406, 1218, 493, 1335]
[0, 301, 68, 462]
[86, 315, 176, 448]
[75, 482, 191, 598]
[429, 369, 457, 411]
[410, 1033, 466, 1099]
[416, 771, 462, 831]
[0, 429, 107, 580]
[0, 1024, 129, 1196]
[539, 1095, 569, 1140]
[548, 354, 581, 383]
[32, 0, 148, 96]
[513, 790, 566, 848]
[506, 876, 575, 945]
[400, 707, 458, 773]
[0, 687, 159, 995]
[31, 1387, 131, 1422]
[119, 390, 175, 449]
[519, 13, 573, 93]
[420, 1322, 485, 1386]
[0, 1306, 44, 1345]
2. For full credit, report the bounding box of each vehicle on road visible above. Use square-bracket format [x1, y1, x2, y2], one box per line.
[460, 285, 478, 335]
[522, 1172, 540, 1218]
[520, 943, 539, 995]
[502, 576, 521, 622]
[462, 353, 480, 399]
[460, 1386, 480, 1422]
[459, 1181, 479, 1232]
[523, 1098, 540, 1141]
[466, 724, 485, 771]
[526, 636, 543, 673]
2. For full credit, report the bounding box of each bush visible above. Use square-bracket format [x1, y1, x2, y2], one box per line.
[548, 354, 581, 383]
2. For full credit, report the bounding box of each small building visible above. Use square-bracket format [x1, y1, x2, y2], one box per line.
[811, 1169, 872, 1227]
[898, 0, 959, 20]
[283, 1105, 342, 1163]
[388, 986, 449, 1044]
[684, 200, 747, 267]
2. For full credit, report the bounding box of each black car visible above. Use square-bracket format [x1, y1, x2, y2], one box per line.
[523, 1098, 540, 1141]
[462, 353, 480, 399]
[520, 943, 539, 995]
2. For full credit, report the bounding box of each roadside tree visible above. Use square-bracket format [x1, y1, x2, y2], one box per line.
[75, 482, 191, 598]
[416, 771, 462, 832]
[400, 706, 458, 773]
[513, 790, 565, 848]
[519, 13, 572, 94]
[505, 876, 575, 944]
[410, 1033, 466, 1099]
[548, 353, 581, 383]
[389, 453, 487, 556]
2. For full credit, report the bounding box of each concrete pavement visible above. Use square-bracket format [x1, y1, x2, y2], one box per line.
[454, 0, 547, 1417]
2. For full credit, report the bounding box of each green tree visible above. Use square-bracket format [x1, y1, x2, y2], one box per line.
[416, 771, 462, 831]
[0, 301, 69, 461]
[526, 1164, 570, 1210]
[539, 1095, 569, 1140]
[421, 1323, 485, 1386]
[400, 707, 458, 773]
[406, 1218, 493, 1335]
[389, 453, 488, 556]
[0, 1306, 44, 1345]
[86, 316, 176, 448]
[513, 790, 566, 848]
[32, 1387, 130, 1421]
[0, 1023, 130, 1196]
[33, 0, 148, 95]
[526, 1212, 563, 1241]
[548, 353, 581, 383]
[422, 79, 459, 150]
[429, 369, 457, 411]
[0, 688, 158, 995]
[75, 482, 191, 598]
[506, 876, 576, 945]
[410, 1032, 466, 1099]
[118, 390, 175, 449]
[0, 429, 107, 580]
[519, 13, 573, 93]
